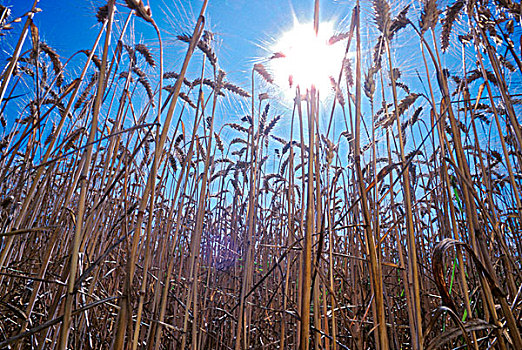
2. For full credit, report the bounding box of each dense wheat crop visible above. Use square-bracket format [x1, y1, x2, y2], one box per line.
[0, 0, 522, 349]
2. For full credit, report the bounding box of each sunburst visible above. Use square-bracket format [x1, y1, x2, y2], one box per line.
[268, 21, 346, 98]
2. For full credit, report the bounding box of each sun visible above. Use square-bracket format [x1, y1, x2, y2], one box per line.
[267, 21, 346, 99]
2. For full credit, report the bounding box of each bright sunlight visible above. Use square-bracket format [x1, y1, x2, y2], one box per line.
[268, 21, 346, 98]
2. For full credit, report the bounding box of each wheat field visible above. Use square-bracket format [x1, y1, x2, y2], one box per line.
[0, 0, 522, 349]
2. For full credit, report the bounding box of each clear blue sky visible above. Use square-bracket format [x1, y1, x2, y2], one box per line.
[4, 0, 521, 208]
[1, 0, 361, 162]
[5, 0, 354, 91]
[6, 0, 503, 153]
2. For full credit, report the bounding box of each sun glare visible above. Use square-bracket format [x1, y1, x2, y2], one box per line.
[268, 21, 346, 99]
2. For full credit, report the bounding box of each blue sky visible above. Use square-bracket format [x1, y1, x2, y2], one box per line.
[0, 0, 452, 174]
[5, 0, 516, 164]
[6, 0, 353, 91]
[3, 0, 522, 216]
[3, 0, 362, 139]
[1, 0, 364, 176]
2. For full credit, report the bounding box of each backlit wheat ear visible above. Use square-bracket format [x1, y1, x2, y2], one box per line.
[96, 4, 110, 23]
[223, 82, 250, 97]
[254, 63, 273, 84]
[177, 32, 218, 68]
[328, 31, 351, 45]
[343, 57, 353, 87]
[164, 71, 192, 87]
[264, 114, 281, 136]
[75, 73, 98, 109]
[123, 43, 136, 63]
[329, 76, 345, 105]
[395, 81, 410, 94]
[395, 93, 420, 117]
[420, 0, 440, 34]
[135, 43, 155, 67]
[214, 132, 224, 153]
[364, 65, 378, 100]
[389, 5, 410, 40]
[124, 0, 153, 23]
[40, 42, 63, 86]
[401, 106, 423, 134]
[227, 123, 249, 134]
[139, 76, 154, 99]
[441, 0, 464, 51]
[178, 92, 197, 108]
[259, 103, 269, 134]
[372, 0, 390, 36]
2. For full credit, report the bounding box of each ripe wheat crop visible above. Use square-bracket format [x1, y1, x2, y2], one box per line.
[0, 0, 521, 349]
